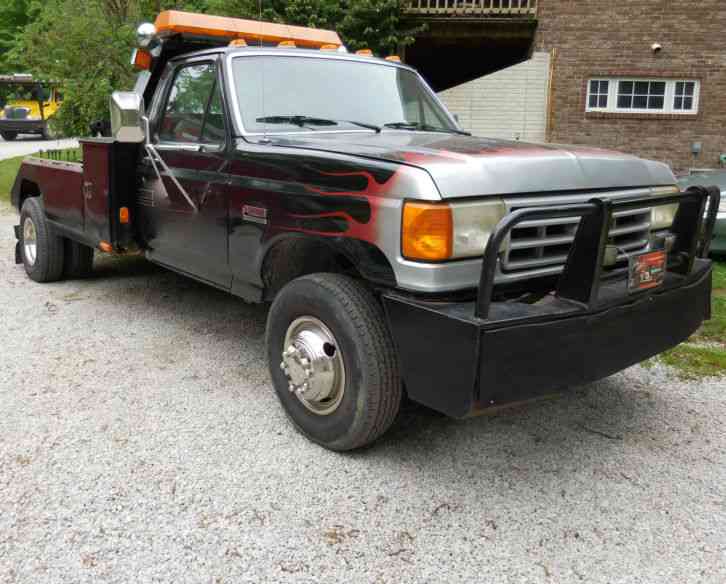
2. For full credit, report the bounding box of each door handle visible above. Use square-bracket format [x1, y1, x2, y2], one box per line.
[199, 144, 223, 154]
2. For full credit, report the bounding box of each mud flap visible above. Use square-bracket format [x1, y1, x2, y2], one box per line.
[13, 225, 22, 264]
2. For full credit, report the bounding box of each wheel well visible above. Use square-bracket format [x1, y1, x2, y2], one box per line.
[17, 179, 41, 209]
[261, 238, 365, 301]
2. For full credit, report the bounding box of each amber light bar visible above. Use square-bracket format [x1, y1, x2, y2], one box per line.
[154, 10, 342, 49]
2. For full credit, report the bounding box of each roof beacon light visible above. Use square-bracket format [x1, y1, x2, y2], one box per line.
[154, 10, 342, 49]
[278, 40, 296, 47]
[355, 49, 373, 56]
[229, 38, 248, 47]
[320, 44, 338, 51]
[385, 55, 401, 62]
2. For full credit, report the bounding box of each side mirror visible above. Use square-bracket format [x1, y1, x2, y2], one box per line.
[109, 91, 146, 143]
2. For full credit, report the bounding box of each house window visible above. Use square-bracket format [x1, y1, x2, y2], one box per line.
[674, 81, 696, 111]
[586, 78, 699, 115]
[617, 80, 666, 110]
[588, 80, 609, 109]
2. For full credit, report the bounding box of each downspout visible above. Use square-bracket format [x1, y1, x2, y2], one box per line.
[545, 47, 557, 142]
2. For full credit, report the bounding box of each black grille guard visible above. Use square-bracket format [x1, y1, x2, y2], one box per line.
[475, 185, 721, 320]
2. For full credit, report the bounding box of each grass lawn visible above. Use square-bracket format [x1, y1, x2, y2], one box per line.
[0, 148, 81, 205]
[0, 152, 723, 378]
[0, 154, 26, 204]
[660, 260, 726, 378]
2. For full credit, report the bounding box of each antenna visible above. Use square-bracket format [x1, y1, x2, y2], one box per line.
[259, 0, 268, 141]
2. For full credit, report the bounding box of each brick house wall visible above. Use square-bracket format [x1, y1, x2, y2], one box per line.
[534, 0, 726, 173]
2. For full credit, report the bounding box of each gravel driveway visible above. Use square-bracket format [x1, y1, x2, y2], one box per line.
[1, 206, 724, 583]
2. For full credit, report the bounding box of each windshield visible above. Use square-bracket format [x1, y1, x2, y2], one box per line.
[230, 55, 458, 134]
[1, 85, 51, 102]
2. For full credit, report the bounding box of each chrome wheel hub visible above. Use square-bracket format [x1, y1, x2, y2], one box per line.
[280, 316, 345, 416]
[23, 217, 37, 266]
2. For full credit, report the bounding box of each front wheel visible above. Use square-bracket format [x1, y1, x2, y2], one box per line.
[266, 274, 402, 451]
[1, 131, 17, 141]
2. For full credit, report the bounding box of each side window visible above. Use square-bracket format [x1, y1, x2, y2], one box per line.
[201, 81, 226, 144]
[159, 63, 217, 143]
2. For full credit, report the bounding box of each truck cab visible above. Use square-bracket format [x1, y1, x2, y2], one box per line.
[10, 11, 721, 451]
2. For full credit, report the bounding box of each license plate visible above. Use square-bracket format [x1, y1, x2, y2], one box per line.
[628, 249, 667, 292]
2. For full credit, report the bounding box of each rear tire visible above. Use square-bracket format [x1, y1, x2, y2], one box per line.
[19, 197, 65, 283]
[63, 239, 94, 279]
[1, 131, 17, 141]
[266, 273, 402, 451]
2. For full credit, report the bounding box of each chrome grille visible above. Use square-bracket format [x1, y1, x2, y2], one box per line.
[502, 192, 654, 275]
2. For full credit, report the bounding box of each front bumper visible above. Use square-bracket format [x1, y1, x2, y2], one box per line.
[0, 119, 45, 133]
[383, 187, 720, 418]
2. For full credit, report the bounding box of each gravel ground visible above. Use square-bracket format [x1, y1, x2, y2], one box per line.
[1, 206, 725, 583]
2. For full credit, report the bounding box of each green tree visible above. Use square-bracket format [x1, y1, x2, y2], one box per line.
[7, 0, 421, 135]
[18, 0, 138, 135]
[0, 0, 33, 73]
[207, 0, 421, 55]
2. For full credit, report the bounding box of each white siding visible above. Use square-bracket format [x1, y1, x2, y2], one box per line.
[438, 52, 551, 142]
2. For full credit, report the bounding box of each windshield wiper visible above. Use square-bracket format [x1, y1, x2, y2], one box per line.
[383, 121, 470, 136]
[256, 115, 381, 132]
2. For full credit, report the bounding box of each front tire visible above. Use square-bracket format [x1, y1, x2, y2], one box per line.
[1, 131, 17, 141]
[19, 197, 65, 282]
[266, 274, 402, 451]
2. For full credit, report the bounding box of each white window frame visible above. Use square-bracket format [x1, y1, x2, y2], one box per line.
[586, 78, 700, 115]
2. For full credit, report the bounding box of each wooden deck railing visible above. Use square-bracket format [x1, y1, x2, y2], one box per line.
[404, 0, 537, 16]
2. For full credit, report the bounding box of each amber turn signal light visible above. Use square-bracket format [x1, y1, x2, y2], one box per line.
[99, 241, 113, 253]
[119, 207, 130, 224]
[402, 202, 453, 261]
[132, 49, 153, 70]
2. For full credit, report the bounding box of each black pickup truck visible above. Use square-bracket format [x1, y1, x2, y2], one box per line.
[11, 11, 721, 450]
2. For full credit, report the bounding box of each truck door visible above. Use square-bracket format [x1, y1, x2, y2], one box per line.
[138, 59, 231, 287]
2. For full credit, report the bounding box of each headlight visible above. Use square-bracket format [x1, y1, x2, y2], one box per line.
[651, 203, 678, 230]
[402, 199, 506, 261]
